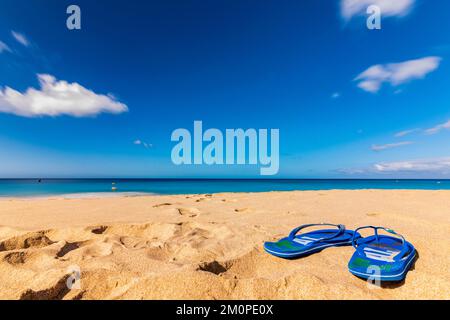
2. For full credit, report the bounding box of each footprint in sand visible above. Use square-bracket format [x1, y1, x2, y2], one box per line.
[196, 247, 266, 279]
[56, 241, 83, 258]
[196, 197, 214, 203]
[286, 211, 307, 216]
[177, 208, 201, 218]
[153, 203, 173, 208]
[20, 274, 72, 300]
[366, 212, 380, 217]
[197, 260, 230, 275]
[2, 251, 29, 265]
[146, 245, 173, 261]
[90, 226, 109, 235]
[0, 231, 54, 252]
[81, 242, 114, 259]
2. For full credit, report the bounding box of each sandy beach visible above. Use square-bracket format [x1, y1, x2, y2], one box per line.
[0, 190, 449, 300]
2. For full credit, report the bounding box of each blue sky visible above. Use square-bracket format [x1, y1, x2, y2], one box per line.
[0, 0, 450, 178]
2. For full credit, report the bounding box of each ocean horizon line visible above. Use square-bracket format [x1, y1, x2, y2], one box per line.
[1, 178, 450, 181]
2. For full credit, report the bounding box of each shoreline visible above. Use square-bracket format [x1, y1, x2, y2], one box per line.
[0, 190, 449, 299]
[3, 187, 450, 201]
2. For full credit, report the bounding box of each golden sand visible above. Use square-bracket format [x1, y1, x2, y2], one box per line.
[0, 190, 449, 300]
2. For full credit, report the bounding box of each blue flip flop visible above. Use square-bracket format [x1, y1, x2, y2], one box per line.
[264, 223, 360, 259]
[348, 226, 416, 282]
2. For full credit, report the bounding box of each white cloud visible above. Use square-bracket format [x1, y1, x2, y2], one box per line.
[336, 168, 365, 175]
[425, 120, 450, 135]
[374, 158, 450, 172]
[331, 92, 341, 99]
[341, 0, 414, 20]
[394, 120, 450, 137]
[355, 56, 441, 93]
[11, 31, 29, 47]
[0, 74, 128, 117]
[0, 41, 11, 53]
[371, 141, 413, 152]
[394, 128, 420, 137]
[134, 139, 152, 149]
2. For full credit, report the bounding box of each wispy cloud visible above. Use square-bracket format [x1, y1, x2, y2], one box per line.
[331, 92, 341, 99]
[371, 141, 414, 152]
[11, 31, 30, 47]
[0, 74, 128, 117]
[336, 168, 366, 175]
[341, 0, 415, 20]
[394, 128, 420, 137]
[425, 120, 450, 135]
[374, 157, 450, 172]
[392, 119, 450, 138]
[134, 139, 153, 149]
[355, 56, 441, 93]
[0, 41, 11, 53]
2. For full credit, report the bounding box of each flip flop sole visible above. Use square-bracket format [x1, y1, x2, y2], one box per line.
[348, 251, 416, 282]
[264, 239, 353, 259]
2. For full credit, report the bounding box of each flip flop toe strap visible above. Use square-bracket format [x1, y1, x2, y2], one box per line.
[352, 226, 410, 261]
[288, 223, 345, 244]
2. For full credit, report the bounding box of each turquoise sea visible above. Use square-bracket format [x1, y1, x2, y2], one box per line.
[0, 179, 449, 198]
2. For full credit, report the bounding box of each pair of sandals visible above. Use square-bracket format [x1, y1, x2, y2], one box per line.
[264, 223, 416, 282]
